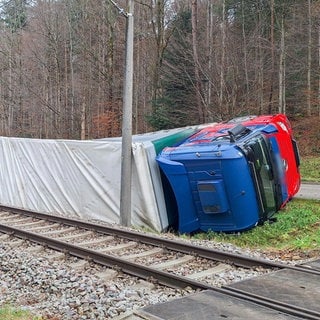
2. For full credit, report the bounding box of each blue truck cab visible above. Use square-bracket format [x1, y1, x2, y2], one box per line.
[156, 123, 287, 233]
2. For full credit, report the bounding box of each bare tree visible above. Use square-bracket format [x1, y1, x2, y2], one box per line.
[317, 21, 320, 117]
[219, 0, 226, 117]
[307, 0, 312, 116]
[278, 12, 286, 114]
[268, 0, 275, 114]
[191, 0, 204, 123]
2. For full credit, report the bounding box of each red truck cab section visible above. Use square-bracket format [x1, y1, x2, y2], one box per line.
[237, 114, 301, 199]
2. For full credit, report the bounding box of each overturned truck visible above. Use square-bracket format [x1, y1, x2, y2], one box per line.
[0, 114, 300, 233]
[157, 114, 301, 233]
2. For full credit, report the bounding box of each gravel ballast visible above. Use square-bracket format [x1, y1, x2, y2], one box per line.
[0, 232, 314, 320]
[0, 243, 193, 319]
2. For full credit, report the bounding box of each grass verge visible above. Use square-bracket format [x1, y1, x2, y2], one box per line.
[191, 199, 320, 258]
[0, 305, 42, 320]
[300, 156, 320, 182]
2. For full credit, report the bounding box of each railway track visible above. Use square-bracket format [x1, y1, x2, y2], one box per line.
[0, 205, 319, 320]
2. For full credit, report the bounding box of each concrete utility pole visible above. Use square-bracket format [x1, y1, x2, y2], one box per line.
[119, 0, 134, 227]
[107, 0, 134, 227]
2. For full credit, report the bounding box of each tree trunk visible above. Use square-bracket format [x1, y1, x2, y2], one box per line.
[206, 1, 213, 120]
[191, 0, 204, 123]
[307, 0, 312, 116]
[318, 22, 320, 117]
[268, 0, 275, 114]
[219, 0, 226, 118]
[278, 14, 286, 114]
[258, 3, 264, 114]
[81, 101, 86, 140]
[241, 0, 249, 97]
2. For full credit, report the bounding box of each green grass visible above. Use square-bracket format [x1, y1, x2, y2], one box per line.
[300, 156, 320, 182]
[190, 199, 320, 253]
[0, 305, 42, 320]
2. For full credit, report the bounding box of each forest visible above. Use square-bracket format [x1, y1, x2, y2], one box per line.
[0, 0, 319, 140]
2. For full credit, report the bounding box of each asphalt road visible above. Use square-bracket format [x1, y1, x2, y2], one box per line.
[295, 182, 320, 200]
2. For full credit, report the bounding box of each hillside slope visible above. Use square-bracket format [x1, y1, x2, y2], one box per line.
[291, 116, 320, 157]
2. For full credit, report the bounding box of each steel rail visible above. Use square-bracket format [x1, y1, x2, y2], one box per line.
[0, 222, 319, 320]
[0, 205, 319, 276]
[0, 222, 209, 290]
[223, 286, 320, 320]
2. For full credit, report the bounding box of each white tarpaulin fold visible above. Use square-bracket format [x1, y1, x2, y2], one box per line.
[0, 127, 199, 231]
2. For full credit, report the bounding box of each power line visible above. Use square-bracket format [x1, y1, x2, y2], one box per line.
[107, 0, 128, 18]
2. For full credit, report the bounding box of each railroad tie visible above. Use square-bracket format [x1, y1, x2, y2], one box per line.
[25, 245, 45, 254]
[13, 220, 45, 228]
[187, 263, 232, 280]
[59, 231, 94, 241]
[0, 233, 10, 241]
[150, 255, 194, 270]
[42, 227, 76, 236]
[23, 223, 61, 232]
[96, 269, 119, 281]
[5, 217, 34, 224]
[46, 252, 66, 261]
[99, 241, 137, 253]
[77, 236, 115, 247]
[5, 239, 25, 248]
[0, 212, 15, 218]
[124, 247, 164, 261]
[70, 260, 89, 270]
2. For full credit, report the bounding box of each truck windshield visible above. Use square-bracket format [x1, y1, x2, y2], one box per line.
[242, 135, 281, 220]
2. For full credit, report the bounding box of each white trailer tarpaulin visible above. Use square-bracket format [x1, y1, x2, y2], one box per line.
[0, 128, 198, 231]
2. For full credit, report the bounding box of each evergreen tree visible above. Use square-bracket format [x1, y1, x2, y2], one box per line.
[1, 0, 29, 32]
[148, 9, 199, 130]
